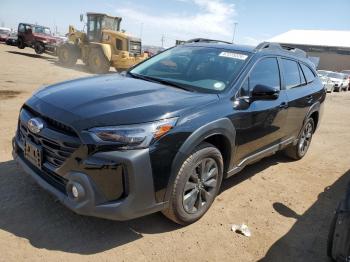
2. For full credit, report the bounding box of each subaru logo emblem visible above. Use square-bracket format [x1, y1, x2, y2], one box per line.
[27, 118, 44, 134]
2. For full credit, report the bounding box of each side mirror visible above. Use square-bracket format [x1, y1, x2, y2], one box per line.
[252, 84, 279, 100]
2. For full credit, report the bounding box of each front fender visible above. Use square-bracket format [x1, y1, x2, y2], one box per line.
[163, 118, 236, 202]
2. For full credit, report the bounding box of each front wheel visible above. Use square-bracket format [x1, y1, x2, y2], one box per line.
[88, 48, 110, 74]
[17, 38, 25, 49]
[58, 44, 78, 67]
[162, 142, 223, 225]
[34, 42, 45, 54]
[284, 118, 314, 160]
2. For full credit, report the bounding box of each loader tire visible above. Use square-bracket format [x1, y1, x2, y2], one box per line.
[58, 44, 78, 67]
[88, 48, 110, 74]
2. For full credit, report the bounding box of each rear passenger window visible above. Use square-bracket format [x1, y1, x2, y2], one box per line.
[300, 63, 315, 83]
[281, 59, 302, 89]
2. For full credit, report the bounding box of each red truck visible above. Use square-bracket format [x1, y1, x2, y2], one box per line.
[17, 23, 62, 54]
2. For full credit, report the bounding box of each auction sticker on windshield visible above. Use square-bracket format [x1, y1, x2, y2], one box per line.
[219, 52, 248, 60]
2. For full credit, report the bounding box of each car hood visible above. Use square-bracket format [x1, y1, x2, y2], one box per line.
[28, 74, 218, 130]
[32, 33, 60, 42]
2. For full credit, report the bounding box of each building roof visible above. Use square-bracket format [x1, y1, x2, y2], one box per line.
[269, 30, 350, 49]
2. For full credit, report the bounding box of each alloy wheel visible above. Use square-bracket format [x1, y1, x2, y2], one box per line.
[182, 158, 218, 214]
[298, 121, 313, 156]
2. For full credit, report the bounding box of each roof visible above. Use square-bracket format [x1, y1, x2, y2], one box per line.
[184, 42, 256, 53]
[269, 30, 350, 49]
[0, 27, 11, 31]
[19, 23, 50, 29]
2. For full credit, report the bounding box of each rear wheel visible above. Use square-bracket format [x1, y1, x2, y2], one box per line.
[17, 37, 25, 49]
[162, 142, 223, 225]
[34, 42, 45, 54]
[58, 44, 78, 67]
[88, 48, 110, 74]
[284, 118, 314, 160]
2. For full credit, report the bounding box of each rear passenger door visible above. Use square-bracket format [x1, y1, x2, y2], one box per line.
[281, 58, 316, 138]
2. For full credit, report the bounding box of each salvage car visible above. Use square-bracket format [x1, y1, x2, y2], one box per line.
[17, 23, 61, 54]
[5, 32, 17, 46]
[341, 70, 350, 90]
[317, 70, 334, 93]
[12, 40, 325, 225]
[327, 72, 349, 92]
[0, 27, 11, 42]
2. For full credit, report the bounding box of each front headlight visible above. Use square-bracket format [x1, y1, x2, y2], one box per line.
[89, 117, 178, 149]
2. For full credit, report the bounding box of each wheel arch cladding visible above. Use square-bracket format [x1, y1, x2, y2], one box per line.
[305, 102, 320, 132]
[310, 111, 319, 132]
[164, 118, 236, 202]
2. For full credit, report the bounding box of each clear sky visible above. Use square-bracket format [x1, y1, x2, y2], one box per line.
[1, 0, 349, 47]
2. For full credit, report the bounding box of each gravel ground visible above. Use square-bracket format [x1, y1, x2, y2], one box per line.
[0, 43, 349, 262]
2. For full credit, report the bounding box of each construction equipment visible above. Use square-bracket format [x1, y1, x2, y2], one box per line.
[57, 13, 148, 73]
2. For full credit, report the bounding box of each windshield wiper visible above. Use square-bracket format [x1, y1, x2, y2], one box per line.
[128, 72, 193, 92]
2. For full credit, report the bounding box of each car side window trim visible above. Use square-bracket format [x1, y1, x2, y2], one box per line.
[299, 62, 316, 84]
[280, 57, 307, 89]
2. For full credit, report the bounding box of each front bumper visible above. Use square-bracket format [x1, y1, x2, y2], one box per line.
[13, 139, 167, 221]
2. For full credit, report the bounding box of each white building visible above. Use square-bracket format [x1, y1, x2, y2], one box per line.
[269, 30, 350, 71]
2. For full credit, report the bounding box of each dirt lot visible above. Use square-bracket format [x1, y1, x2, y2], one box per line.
[0, 43, 349, 262]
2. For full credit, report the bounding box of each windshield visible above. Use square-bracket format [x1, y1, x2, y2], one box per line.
[130, 46, 250, 93]
[34, 26, 51, 35]
[102, 17, 120, 31]
[328, 72, 343, 79]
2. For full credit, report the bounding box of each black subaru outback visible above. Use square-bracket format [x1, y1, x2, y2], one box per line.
[12, 40, 325, 225]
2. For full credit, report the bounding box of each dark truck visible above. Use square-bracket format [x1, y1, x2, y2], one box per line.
[12, 40, 325, 225]
[17, 23, 62, 54]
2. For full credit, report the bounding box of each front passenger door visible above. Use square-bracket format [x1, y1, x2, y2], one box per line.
[232, 57, 289, 163]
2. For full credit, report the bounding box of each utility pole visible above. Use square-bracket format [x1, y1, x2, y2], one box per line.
[140, 22, 144, 39]
[232, 22, 238, 44]
[161, 34, 165, 48]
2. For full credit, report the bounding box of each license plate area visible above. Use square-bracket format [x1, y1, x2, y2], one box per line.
[24, 139, 43, 169]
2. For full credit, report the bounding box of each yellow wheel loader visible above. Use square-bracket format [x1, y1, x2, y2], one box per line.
[58, 13, 148, 74]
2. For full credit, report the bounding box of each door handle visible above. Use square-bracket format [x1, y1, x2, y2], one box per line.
[279, 102, 288, 109]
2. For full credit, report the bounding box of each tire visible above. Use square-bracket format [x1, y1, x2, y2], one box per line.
[284, 118, 315, 160]
[17, 37, 25, 49]
[58, 44, 78, 67]
[34, 42, 45, 54]
[162, 142, 223, 225]
[88, 48, 110, 74]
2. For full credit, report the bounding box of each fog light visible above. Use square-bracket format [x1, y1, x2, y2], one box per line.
[72, 185, 79, 198]
[69, 182, 85, 200]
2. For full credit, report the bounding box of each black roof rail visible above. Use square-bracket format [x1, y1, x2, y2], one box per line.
[186, 38, 232, 45]
[255, 41, 307, 58]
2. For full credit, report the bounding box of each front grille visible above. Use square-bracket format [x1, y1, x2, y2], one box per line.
[22, 105, 77, 137]
[129, 41, 141, 56]
[18, 107, 80, 169]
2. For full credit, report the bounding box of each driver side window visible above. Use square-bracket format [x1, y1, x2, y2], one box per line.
[238, 57, 280, 97]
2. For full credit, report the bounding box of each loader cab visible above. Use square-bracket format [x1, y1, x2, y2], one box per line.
[86, 13, 122, 42]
